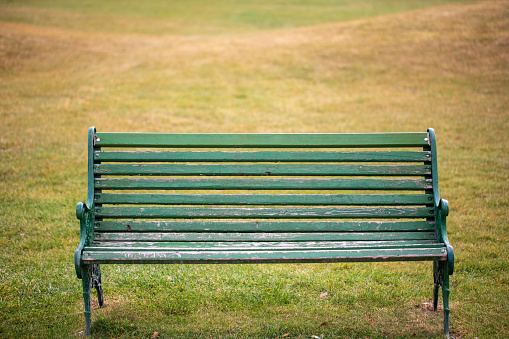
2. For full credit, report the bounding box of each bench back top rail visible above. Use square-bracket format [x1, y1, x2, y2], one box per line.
[94, 132, 430, 148]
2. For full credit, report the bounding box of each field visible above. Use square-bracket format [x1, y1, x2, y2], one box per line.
[0, 0, 508, 338]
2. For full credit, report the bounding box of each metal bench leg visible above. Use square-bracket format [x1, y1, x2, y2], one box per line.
[92, 264, 104, 308]
[432, 261, 451, 338]
[432, 261, 440, 311]
[442, 263, 451, 338]
[81, 265, 93, 336]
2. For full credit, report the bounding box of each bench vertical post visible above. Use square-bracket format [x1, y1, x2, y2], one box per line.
[433, 260, 440, 311]
[428, 128, 454, 337]
[442, 262, 451, 338]
[81, 265, 92, 336]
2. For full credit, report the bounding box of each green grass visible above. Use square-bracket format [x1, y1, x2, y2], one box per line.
[1, 0, 508, 338]
[0, 0, 473, 35]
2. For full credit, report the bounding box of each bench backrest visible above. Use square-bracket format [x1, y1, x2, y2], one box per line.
[86, 128, 440, 253]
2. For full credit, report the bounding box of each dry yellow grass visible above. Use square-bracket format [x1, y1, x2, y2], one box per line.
[2, 1, 507, 134]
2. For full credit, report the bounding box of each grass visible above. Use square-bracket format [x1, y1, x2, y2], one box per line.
[1, 0, 508, 337]
[0, 0, 473, 35]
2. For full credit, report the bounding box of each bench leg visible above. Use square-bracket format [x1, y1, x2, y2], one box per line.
[92, 264, 104, 308]
[442, 263, 451, 338]
[433, 261, 440, 312]
[432, 261, 451, 338]
[81, 265, 93, 336]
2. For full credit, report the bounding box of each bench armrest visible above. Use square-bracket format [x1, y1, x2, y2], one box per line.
[76, 201, 88, 219]
[75, 127, 97, 278]
[75, 202, 93, 279]
[428, 129, 453, 275]
[438, 198, 454, 275]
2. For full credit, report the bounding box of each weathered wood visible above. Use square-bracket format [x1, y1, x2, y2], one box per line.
[94, 178, 433, 190]
[87, 240, 441, 251]
[95, 150, 432, 162]
[95, 220, 435, 232]
[94, 163, 431, 176]
[82, 247, 447, 264]
[93, 231, 437, 242]
[95, 193, 433, 205]
[95, 132, 430, 148]
[95, 206, 434, 219]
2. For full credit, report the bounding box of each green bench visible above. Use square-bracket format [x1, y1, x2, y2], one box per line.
[75, 127, 454, 336]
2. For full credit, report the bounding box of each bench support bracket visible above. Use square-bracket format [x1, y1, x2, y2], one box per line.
[433, 260, 451, 338]
[81, 264, 104, 336]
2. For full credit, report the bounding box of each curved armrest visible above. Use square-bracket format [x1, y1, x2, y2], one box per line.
[76, 201, 89, 219]
[438, 198, 454, 275]
[75, 202, 92, 279]
[440, 198, 449, 217]
[75, 128, 97, 279]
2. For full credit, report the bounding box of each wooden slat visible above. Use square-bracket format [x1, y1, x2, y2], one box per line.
[95, 151, 432, 162]
[95, 132, 429, 148]
[94, 164, 430, 176]
[95, 206, 434, 219]
[95, 193, 433, 205]
[95, 178, 433, 190]
[93, 231, 437, 242]
[95, 220, 436, 232]
[86, 240, 442, 251]
[81, 248, 447, 264]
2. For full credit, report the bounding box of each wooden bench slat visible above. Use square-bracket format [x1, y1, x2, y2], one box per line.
[95, 193, 433, 205]
[95, 178, 432, 190]
[87, 240, 442, 251]
[95, 220, 435, 232]
[94, 164, 431, 176]
[82, 247, 446, 264]
[95, 206, 434, 219]
[95, 132, 429, 148]
[95, 151, 432, 162]
[93, 231, 437, 242]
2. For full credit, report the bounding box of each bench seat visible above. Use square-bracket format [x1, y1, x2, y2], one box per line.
[83, 243, 447, 264]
